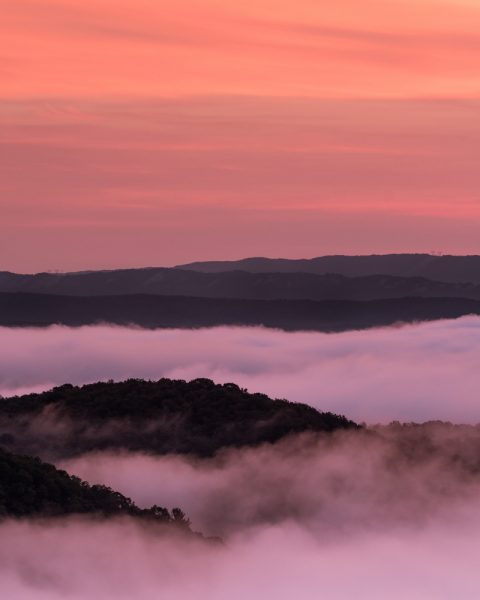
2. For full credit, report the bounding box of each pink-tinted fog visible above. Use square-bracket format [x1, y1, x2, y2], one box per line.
[2, 515, 480, 599]
[4, 426, 480, 598]
[1, 317, 480, 423]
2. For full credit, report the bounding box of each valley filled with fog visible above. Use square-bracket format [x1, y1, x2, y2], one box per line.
[2, 316, 480, 423]
[2, 318, 480, 598]
[3, 424, 480, 599]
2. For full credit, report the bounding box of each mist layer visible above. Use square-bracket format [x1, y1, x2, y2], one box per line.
[4, 426, 480, 598]
[2, 317, 480, 422]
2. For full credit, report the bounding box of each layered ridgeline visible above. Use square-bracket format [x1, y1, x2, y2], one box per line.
[0, 378, 357, 460]
[0, 447, 191, 529]
[3, 254, 480, 331]
[2, 264, 480, 299]
[177, 254, 480, 284]
[2, 293, 480, 331]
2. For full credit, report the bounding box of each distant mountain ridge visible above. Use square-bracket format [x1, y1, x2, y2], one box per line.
[2, 292, 480, 332]
[176, 254, 480, 284]
[3, 255, 480, 333]
[2, 264, 480, 300]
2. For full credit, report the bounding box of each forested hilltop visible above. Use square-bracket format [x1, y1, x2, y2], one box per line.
[0, 447, 191, 529]
[0, 378, 357, 460]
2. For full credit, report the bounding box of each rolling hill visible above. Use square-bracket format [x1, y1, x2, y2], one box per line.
[0, 378, 357, 460]
[1, 266, 480, 299]
[176, 254, 480, 284]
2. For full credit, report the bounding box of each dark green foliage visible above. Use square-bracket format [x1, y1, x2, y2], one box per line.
[0, 446, 188, 526]
[0, 378, 358, 459]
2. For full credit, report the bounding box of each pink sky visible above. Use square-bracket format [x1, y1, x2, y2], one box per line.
[2, 0, 480, 271]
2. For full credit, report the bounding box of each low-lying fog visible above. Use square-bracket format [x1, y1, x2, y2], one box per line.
[60, 429, 480, 538]
[3, 513, 480, 599]
[4, 429, 480, 599]
[3, 319, 480, 597]
[2, 316, 480, 422]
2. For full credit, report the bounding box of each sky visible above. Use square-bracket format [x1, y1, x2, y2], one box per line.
[2, 0, 480, 272]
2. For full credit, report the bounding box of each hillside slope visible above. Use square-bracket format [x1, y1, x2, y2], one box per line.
[0, 378, 357, 459]
[0, 447, 189, 527]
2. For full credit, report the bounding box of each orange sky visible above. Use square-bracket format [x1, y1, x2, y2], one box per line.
[2, 0, 480, 271]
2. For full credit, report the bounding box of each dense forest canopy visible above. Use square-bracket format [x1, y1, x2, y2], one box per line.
[0, 378, 357, 459]
[0, 447, 190, 529]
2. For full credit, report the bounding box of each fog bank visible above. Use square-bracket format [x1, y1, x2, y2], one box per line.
[2, 318, 480, 422]
[2, 517, 480, 599]
[3, 516, 480, 599]
[60, 428, 480, 538]
[5, 426, 480, 600]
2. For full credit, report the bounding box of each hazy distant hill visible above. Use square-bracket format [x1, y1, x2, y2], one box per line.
[1, 292, 480, 332]
[176, 254, 480, 284]
[0, 378, 357, 459]
[2, 266, 480, 300]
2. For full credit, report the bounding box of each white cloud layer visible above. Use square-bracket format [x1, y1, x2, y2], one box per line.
[1, 318, 480, 422]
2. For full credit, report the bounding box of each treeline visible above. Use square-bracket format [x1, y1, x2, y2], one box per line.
[0, 447, 190, 528]
[0, 378, 357, 459]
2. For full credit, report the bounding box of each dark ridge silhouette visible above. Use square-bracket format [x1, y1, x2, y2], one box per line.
[1, 292, 480, 332]
[2, 266, 480, 299]
[0, 378, 357, 460]
[176, 254, 480, 284]
[0, 446, 191, 529]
